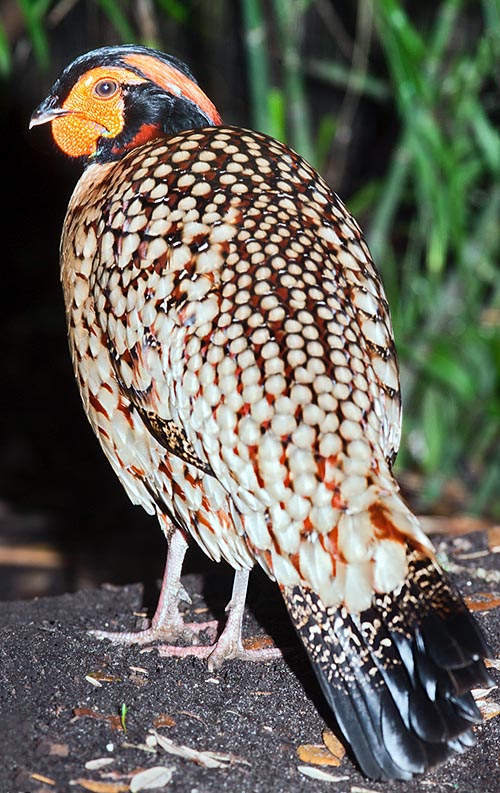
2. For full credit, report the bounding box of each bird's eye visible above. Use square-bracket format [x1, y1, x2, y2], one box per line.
[94, 79, 119, 99]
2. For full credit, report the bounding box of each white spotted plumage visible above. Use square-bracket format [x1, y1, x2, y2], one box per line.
[60, 126, 433, 611]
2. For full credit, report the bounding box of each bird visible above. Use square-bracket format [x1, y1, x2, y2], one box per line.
[30, 44, 493, 780]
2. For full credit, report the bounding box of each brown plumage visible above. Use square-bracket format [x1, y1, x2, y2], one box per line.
[30, 45, 492, 780]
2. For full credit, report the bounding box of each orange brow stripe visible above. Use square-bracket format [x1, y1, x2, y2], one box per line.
[123, 53, 222, 125]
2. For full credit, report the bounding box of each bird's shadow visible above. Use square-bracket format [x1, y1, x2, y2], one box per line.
[138, 546, 354, 768]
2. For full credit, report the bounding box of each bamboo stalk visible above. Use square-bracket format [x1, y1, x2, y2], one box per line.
[240, 0, 273, 134]
[271, 0, 315, 163]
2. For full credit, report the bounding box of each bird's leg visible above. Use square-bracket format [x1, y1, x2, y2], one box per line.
[89, 528, 218, 645]
[157, 568, 283, 669]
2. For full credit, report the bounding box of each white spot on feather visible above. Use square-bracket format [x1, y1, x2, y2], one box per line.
[373, 539, 407, 593]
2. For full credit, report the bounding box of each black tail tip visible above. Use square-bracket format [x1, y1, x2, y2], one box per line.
[284, 553, 493, 780]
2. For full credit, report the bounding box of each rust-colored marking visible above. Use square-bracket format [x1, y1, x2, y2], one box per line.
[302, 516, 314, 536]
[215, 508, 233, 531]
[112, 122, 161, 155]
[88, 392, 109, 419]
[116, 399, 134, 428]
[319, 531, 340, 571]
[368, 502, 406, 544]
[263, 549, 274, 574]
[326, 526, 339, 555]
[290, 551, 302, 578]
[197, 512, 215, 535]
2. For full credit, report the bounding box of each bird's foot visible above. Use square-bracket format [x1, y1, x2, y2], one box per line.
[89, 617, 219, 647]
[157, 634, 282, 670]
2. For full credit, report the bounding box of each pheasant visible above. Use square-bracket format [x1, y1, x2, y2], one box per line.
[30, 44, 492, 780]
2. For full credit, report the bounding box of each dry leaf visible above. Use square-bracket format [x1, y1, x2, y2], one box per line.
[49, 743, 69, 757]
[419, 515, 492, 536]
[322, 728, 346, 760]
[0, 545, 63, 567]
[455, 550, 489, 560]
[30, 774, 56, 785]
[73, 707, 123, 731]
[122, 741, 157, 755]
[487, 525, 500, 553]
[351, 788, 380, 793]
[88, 672, 122, 683]
[478, 700, 500, 721]
[297, 766, 349, 782]
[175, 710, 206, 724]
[151, 731, 249, 768]
[152, 714, 176, 728]
[485, 658, 500, 671]
[84, 759, 115, 771]
[242, 635, 276, 651]
[71, 780, 128, 792]
[296, 744, 342, 766]
[129, 766, 174, 791]
[464, 592, 500, 612]
[472, 685, 500, 718]
[472, 686, 497, 700]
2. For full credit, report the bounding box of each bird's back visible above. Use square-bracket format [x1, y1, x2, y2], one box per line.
[61, 124, 430, 609]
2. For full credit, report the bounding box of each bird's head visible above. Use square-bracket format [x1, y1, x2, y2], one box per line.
[30, 44, 222, 164]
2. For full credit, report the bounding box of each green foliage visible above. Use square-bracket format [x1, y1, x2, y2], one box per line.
[370, 1, 500, 517]
[7, 0, 500, 516]
[16, 0, 52, 70]
[95, 0, 136, 43]
[120, 702, 128, 732]
[0, 20, 11, 76]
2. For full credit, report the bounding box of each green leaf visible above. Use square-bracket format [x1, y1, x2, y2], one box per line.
[0, 20, 11, 76]
[422, 347, 477, 401]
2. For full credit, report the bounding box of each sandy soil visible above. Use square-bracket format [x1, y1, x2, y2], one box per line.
[1, 528, 499, 793]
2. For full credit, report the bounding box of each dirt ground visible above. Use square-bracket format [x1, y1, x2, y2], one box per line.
[0, 526, 499, 793]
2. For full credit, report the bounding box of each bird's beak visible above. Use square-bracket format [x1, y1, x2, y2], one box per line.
[29, 95, 70, 129]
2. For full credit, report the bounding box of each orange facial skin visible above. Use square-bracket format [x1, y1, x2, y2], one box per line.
[50, 66, 147, 158]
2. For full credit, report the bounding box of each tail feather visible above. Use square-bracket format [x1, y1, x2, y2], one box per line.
[311, 624, 415, 779]
[284, 551, 493, 781]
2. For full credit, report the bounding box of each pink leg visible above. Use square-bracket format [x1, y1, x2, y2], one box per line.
[89, 529, 218, 645]
[158, 568, 282, 670]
